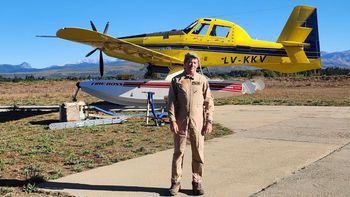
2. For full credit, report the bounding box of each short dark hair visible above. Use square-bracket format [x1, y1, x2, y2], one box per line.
[184, 52, 200, 65]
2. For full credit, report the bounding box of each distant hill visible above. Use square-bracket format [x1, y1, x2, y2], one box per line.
[0, 50, 349, 77]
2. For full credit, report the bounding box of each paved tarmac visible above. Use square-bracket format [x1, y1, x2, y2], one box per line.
[40, 105, 350, 197]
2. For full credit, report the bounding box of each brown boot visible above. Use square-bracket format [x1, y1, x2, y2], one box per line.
[169, 182, 181, 196]
[192, 181, 204, 195]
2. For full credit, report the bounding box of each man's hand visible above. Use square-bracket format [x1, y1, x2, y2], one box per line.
[170, 121, 179, 134]
[201, 122, 213, 135]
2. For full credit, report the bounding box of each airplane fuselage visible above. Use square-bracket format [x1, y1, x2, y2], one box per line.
[116, 18, 320, 73]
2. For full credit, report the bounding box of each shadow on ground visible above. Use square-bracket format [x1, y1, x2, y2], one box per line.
[0, 111, 54, 123]
[40, 182, 175, 196]
[0, 179, 28, 187]
[0, 179, 194, 196]
[29, 119, 59, 126]
[0, 178, 45, 187]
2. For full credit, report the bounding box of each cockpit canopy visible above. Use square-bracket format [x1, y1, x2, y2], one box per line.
[183, 20, 198, 34]
[182, 18, 233, 38]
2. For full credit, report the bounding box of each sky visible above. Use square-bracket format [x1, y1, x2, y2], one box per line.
[0, 0, 349, 68]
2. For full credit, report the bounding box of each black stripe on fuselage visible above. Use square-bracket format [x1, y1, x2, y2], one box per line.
[140, 44, 320, 59]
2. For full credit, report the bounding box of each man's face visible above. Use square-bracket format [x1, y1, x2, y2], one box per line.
[184, 58, 199, 75]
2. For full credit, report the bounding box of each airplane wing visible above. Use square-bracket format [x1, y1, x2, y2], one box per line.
[56, 28, 183, 67]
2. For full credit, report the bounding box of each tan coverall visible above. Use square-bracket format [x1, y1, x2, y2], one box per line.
[168, 71, 214, 184]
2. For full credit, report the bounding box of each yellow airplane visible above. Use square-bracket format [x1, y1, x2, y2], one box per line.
[56, 5, 321, 77]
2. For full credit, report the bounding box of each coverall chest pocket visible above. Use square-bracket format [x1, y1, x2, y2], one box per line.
[176, 82, 187, 97]
[191, 82, 204, 106]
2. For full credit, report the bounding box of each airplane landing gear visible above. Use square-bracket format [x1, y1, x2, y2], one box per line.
[72, 82, 81, 102]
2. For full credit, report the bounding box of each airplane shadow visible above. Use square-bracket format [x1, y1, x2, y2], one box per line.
[0, 111, 54, 123]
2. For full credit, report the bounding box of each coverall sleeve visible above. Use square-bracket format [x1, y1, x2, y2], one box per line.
[167, 79, 177, 122]
[203, 79, 214, 122]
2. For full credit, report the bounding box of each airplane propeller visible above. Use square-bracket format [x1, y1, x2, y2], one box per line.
[85, 21, 109, 77]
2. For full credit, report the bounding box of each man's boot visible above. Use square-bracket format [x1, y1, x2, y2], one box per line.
[192, 181, 204, 195]
[169, 182, 181, 196]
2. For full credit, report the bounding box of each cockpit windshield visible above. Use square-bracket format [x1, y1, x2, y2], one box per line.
[183, 20, 198, 34]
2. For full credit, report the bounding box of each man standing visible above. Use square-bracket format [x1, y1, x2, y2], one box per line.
[167, 52, 214, 196]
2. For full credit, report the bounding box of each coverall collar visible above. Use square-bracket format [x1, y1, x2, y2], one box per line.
[183, 71, 199, 80]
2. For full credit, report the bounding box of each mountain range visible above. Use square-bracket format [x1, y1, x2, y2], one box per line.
[0, 60, 145, 78]
[321, 50, 350, 68]
[0, 50, 349, 78]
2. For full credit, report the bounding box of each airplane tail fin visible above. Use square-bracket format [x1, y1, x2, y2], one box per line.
[277, 5, 321, 72]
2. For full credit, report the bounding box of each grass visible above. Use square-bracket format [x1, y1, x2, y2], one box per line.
[0, 111, 232, 196]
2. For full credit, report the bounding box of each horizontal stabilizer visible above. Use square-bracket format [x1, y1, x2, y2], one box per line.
[281, 41, 309, 64]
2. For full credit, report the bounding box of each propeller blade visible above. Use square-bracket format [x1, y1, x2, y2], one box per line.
[85, 48, 98, 57]
[103, 22, 110, 34]
[90, 20, 97, 31]
[99, 50, 104, 77]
